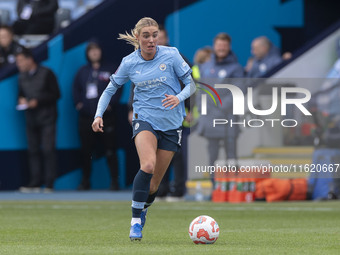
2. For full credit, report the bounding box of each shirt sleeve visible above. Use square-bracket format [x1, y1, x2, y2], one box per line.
[109, 57, 130, 86]
[176, 74, 196, 102]
[94, 81, 119, 118]
[172, 47, 192, 79]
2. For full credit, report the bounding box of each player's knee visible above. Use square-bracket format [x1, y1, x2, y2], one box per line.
[141, 161, 155, 174]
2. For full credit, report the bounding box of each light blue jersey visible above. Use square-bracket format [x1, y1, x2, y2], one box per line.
[95, 46, 195, 131]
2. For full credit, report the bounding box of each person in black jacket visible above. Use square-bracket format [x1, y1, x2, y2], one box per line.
[13, 0, 58, 35]
[16, 48, 60, 192]
[0, 25, 24, 68]
[73, 41, 121, 190]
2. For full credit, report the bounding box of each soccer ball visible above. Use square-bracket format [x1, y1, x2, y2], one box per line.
[188, 215, 219, 244]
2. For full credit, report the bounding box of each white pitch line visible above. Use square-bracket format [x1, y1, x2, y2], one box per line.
[155, 206, 338, 212]
[0, 204, 339, 212]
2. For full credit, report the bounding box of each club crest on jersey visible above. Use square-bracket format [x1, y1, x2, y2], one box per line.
[159, 63, 166, 71]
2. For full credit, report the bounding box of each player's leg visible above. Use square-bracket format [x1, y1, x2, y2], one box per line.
[139, 149, 175, 228]
[130, 130, 157, 240]
[169, 127, 190, 200]
[146, 128, 181, 206]
[150, 149, 175, 195]
[144, 127, 181, 210]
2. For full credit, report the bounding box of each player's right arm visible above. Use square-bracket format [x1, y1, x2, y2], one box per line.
[92, 80, 122, 132]
[92, 116, 104, 132]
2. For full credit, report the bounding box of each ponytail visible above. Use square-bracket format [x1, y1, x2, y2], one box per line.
[118, 17, 158, 51]
[118, 29, 139, 50]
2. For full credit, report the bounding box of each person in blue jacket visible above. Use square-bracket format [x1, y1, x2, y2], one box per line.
[196, 32, 244, 175]
[92, 17, 196, 241]
[73, 41, 121, 190]
[246, 36, 282, 78]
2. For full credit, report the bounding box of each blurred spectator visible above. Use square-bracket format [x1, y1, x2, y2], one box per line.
[196, 32, 244, 176]
[0, 9, 11, 26]
[282, 51, 292, 61]
[73, 41, 121, 190]
[0, 25, 24, 68]
[13, 0, 58, 35]
[192, 46, 213, 81]
[16, 48, 60, 193]
[162, 47, 212, 201]
[157, 25, 169, 46]
[308, 38, 340, 200]
[244, 56, 254, 73]
[311, 37, 340, 148]
[194, 47, 213, 65]
[246, 36, 282, 78]
[70, 0, 88, 20]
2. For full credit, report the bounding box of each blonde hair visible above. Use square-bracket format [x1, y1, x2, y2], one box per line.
[194, 47, 213, 64]
[118, 17, 159, 50]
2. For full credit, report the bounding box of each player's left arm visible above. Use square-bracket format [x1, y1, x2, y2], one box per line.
[162, 48, 196, 109]
[162, 74, 196, 109]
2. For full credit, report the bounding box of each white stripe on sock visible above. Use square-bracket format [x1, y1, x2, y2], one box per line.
[131, 217, 141, 226]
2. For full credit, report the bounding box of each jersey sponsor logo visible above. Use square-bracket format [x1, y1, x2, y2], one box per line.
[159, 63, 166, 71]
[135, 77, 167, 87]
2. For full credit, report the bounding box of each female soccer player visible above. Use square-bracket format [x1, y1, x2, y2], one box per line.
[92, 17, 196, 241]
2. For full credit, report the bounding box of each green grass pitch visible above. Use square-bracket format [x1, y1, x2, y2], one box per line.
[0, 201, 339, 254]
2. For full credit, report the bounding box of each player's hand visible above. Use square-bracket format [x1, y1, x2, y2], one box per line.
[162, 94, 179, 109]
[92, 117, 104, 132]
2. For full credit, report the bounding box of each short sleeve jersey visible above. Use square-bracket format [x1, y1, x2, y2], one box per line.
[111, 45, 191, 131]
